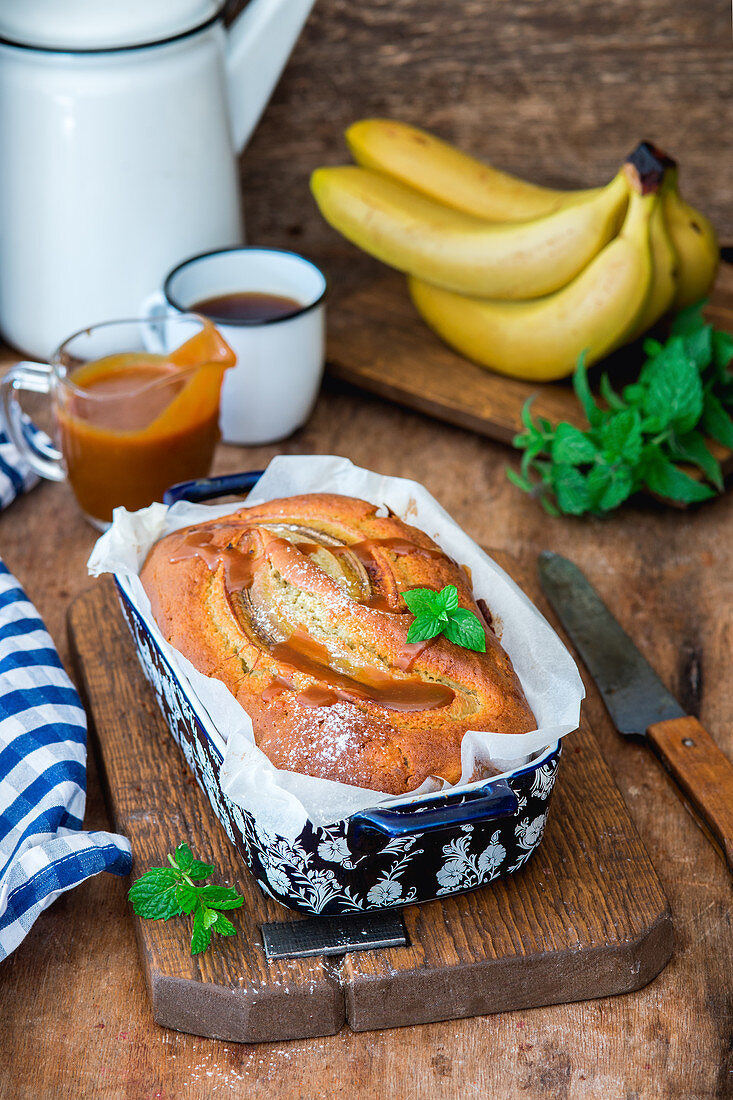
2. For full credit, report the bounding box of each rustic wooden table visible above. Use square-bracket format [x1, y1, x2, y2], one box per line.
[0, 341, 731, 1098]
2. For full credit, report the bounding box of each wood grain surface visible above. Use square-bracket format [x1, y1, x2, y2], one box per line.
[233, 0, 733, 249]
[647, 715, 733, 875]
[326, 262, 733, 448]
[2, 1, 733, 1093]
[1, 363, 732, 1097]
[67, 576, 671, 1042]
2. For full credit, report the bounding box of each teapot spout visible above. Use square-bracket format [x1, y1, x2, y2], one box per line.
[226, 0, 315, 154]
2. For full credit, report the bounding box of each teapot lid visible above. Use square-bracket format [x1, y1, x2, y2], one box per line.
[0, 0, 224, 51]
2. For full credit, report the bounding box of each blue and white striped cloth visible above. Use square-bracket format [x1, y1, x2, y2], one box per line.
[0, 416, 42, 509]
[0, 426, 131, 960]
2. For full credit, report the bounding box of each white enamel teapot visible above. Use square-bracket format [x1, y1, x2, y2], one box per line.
[0, 0, 315, 357]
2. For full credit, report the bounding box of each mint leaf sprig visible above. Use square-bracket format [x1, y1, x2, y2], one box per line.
[509, 302, 733, 516]
[403, 584, 486, 652]
[128, 843, 244, 956]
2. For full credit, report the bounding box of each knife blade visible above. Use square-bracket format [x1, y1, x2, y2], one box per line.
[538, 550, 733, 874]
[537, 550, 686, 736]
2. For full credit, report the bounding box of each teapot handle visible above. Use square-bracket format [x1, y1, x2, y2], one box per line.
[226, 0, 315, 154]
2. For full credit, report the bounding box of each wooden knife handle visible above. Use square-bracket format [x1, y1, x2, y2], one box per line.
[647, 715, 733, 874]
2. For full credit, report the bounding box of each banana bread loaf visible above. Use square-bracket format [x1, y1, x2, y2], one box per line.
[140, 493, 535, 794]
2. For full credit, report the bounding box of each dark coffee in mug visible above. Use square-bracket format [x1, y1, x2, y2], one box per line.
[192, 291, 302, 323]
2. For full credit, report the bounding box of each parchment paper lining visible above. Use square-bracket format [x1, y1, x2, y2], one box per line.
[88, 455, 584, 838]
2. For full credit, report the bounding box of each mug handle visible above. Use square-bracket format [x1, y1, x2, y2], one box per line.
[0, 362, 65, 481]
[140, 290, 175, 355]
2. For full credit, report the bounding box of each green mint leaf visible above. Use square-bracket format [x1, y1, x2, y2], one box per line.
[404, 585, 459, 628]
[670, 431, 723, 490]
[132, 865, 179, 881]
[513, 418, 546, 451]
[433, 584, 459, 615]
[586, 465, 611, 508]
[191, 907, 212, 955]
[683, 326, 712, 370]
[551, 465, 592, 515]
[197, 885, 245, 910]
[600, 409, 643, 466]
[520, 396, 539, 434]
[599, 373, 627, 411]
[670, 301, 707, 337]
[550, 423, 597, 466]
[187, 860, 215, 881]
[174, 843, 193, 872]
[405, 587, 489, 652]
[202, 906, 219, 931]
[712, 331, 733, 373]
[588, 464, 635, 512]
[442, 608, 486, 652]
[640, 415, 668, 435]
[175, 882, 200, 915]
[637, 336, 680, 389]
[642, 451, 716, 503]
[643, 338, 664, 358]
[212, 913, 237, 937]
[622, 382, 646, 406]
[130, 847, 242, 957]
[128, 868, 183, 921]
[402, 588, 439, 617]
[406, 615, 444, 644]
[520, 447, 543, 482]
[701, 392, 733, 449]
[512, 314, 731, 518]
[642, 342, 703, 434]
[600, 469, 635, 511]
[572, 352, 603, 428]
[520, 435, 550, 472]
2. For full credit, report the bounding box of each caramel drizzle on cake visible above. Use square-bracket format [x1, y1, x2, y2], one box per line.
[141, 494, 536, 794]
[165, 521, 455, 713]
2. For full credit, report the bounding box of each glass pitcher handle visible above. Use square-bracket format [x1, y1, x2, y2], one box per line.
[0, 362, 65, 482]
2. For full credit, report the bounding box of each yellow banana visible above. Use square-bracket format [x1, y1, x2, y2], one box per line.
[346, 119, 600, 221]
[408, 184, 655, 383]
[310, 166, 628, 299]
[626, 196, 677, 340]
[661, 173, 719, 308]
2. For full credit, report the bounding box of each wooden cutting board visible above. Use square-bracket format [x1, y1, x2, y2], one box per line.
[68, 564, 673, 1045]
[326, 259, 733, 445]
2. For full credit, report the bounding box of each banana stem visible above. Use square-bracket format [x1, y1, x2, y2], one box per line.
[624, 141, 674, 195]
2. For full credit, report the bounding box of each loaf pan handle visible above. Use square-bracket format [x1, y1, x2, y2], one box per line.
[347, 779, 519, 852]
[163, 470, 265, 506]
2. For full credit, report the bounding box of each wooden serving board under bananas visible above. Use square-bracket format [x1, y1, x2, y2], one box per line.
[312, 121, 719, 384]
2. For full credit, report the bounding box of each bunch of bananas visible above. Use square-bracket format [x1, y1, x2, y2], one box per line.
[310, 122, 719, 382]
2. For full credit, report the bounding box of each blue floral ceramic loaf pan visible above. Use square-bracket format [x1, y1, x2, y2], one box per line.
[90, 458, 583, 915]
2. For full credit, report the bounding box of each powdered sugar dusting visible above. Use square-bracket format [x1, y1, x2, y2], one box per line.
[92, 454, 584, 838]
[272, 702, 362, 770]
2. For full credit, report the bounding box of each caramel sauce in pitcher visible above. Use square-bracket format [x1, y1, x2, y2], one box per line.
[57, 322, 235, 524]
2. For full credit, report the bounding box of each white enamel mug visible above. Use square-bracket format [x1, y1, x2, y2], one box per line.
[143, 247, 327, 445]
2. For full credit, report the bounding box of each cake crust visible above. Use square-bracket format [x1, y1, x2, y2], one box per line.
[140, 493, 535, 794]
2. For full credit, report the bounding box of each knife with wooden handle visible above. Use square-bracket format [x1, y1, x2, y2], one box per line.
[538, 551, 733, 873]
